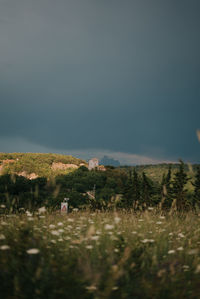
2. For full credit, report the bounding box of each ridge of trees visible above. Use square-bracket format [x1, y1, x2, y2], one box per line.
[0, 161, 200, 213]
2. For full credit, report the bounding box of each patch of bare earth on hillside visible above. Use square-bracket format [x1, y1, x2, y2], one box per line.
[51, 162, 79, 170]
[18, 172, 39, 180]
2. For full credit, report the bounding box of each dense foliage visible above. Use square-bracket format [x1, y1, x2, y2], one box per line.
[0, 160, 200, 212]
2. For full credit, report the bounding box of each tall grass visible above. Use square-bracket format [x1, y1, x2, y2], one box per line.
[0, 209, 200, 298]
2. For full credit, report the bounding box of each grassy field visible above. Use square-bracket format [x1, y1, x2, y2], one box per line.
[1, 209, 200, 298]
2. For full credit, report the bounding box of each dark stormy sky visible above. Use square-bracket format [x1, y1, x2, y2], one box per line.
[0, 0, 200, 164]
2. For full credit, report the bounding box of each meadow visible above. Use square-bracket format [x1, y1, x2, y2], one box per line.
[1, 208, 200, 298]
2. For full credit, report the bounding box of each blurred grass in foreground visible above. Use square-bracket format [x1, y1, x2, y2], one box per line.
[1, 210, 200, 298]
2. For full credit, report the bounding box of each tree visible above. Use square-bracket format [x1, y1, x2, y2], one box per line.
[123, 169, 141, 209]
[141, 172, 154, 207]
[123, 170, 134, 208]
[172, 160, 188, 211]
[160, 165, 173, 209]
[132, 169, 141, 207]
[193, 166, 200, 208]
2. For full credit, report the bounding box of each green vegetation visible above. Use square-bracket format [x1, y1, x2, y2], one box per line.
[121, 163, 198, 184]
[1, 210, 200, 298]
[0, 156, 200, 212]
[1, 155, 200, 298]
[0, 153, 86, 178]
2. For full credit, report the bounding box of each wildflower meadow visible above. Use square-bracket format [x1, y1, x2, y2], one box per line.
[1, 208, 200, 298]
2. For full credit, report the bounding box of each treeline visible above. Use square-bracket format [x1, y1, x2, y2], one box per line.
[0, 161, 200, 212]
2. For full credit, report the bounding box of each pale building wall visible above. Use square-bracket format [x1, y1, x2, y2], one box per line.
[88, 158, 99, 170]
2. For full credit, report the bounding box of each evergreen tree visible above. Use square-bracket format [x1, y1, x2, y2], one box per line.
[123, 169, 141, 208]
[141, 172, 153, 207]
[172, 160, 188, 211]
[193, 166, 200, 208]
[123, 170, 134, 208]
[161, 165, 173, 209]
[132, 169, 141, 204]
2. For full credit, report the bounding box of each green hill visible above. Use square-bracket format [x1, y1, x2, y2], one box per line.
[0, 153, 87, 178]
[120, 163, 198, 182]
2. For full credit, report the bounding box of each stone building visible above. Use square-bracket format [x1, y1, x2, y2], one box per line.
[88, 158, 99, 170]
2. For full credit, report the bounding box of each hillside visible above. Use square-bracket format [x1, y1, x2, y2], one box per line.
[120, 163, 199, 182]
[0, 155, 199, 211]
[0, 153, 87, 178]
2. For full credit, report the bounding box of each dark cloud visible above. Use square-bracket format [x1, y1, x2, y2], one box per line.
[0, 0, 200, 162]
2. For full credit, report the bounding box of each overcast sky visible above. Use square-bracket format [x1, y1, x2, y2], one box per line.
[0, 0, 200, 164]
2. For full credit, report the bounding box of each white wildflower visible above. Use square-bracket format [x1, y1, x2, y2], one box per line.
[178, 233, 185, 238]
[141, 239, 155, 244]
[86, 245, 93, 250]
[114, 217, 121, 224]
[26, 211, 32, 217]
[57, 222, 63, 226]
[67, 218, 74, 222]
[51, 230, 60, 236]
[0, 245, 10, 250]
[38, 206, 46, 214]
[1, 221, 8, 226]
[168, 250, 175, 254]
[0, 234, 6, 240]
[195, 264, 200, 274]
[104, 224, 114, 230]
[0, 204, 6, 208]
[67, 225, 73, 229]
[85, 285, 97, 292]
[26, 248, 40, 254]
[141, 239, 149, 243]
[49, 224, 56, 229]
[177, 247, 184, 251]
[91, 235, 99, 241]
